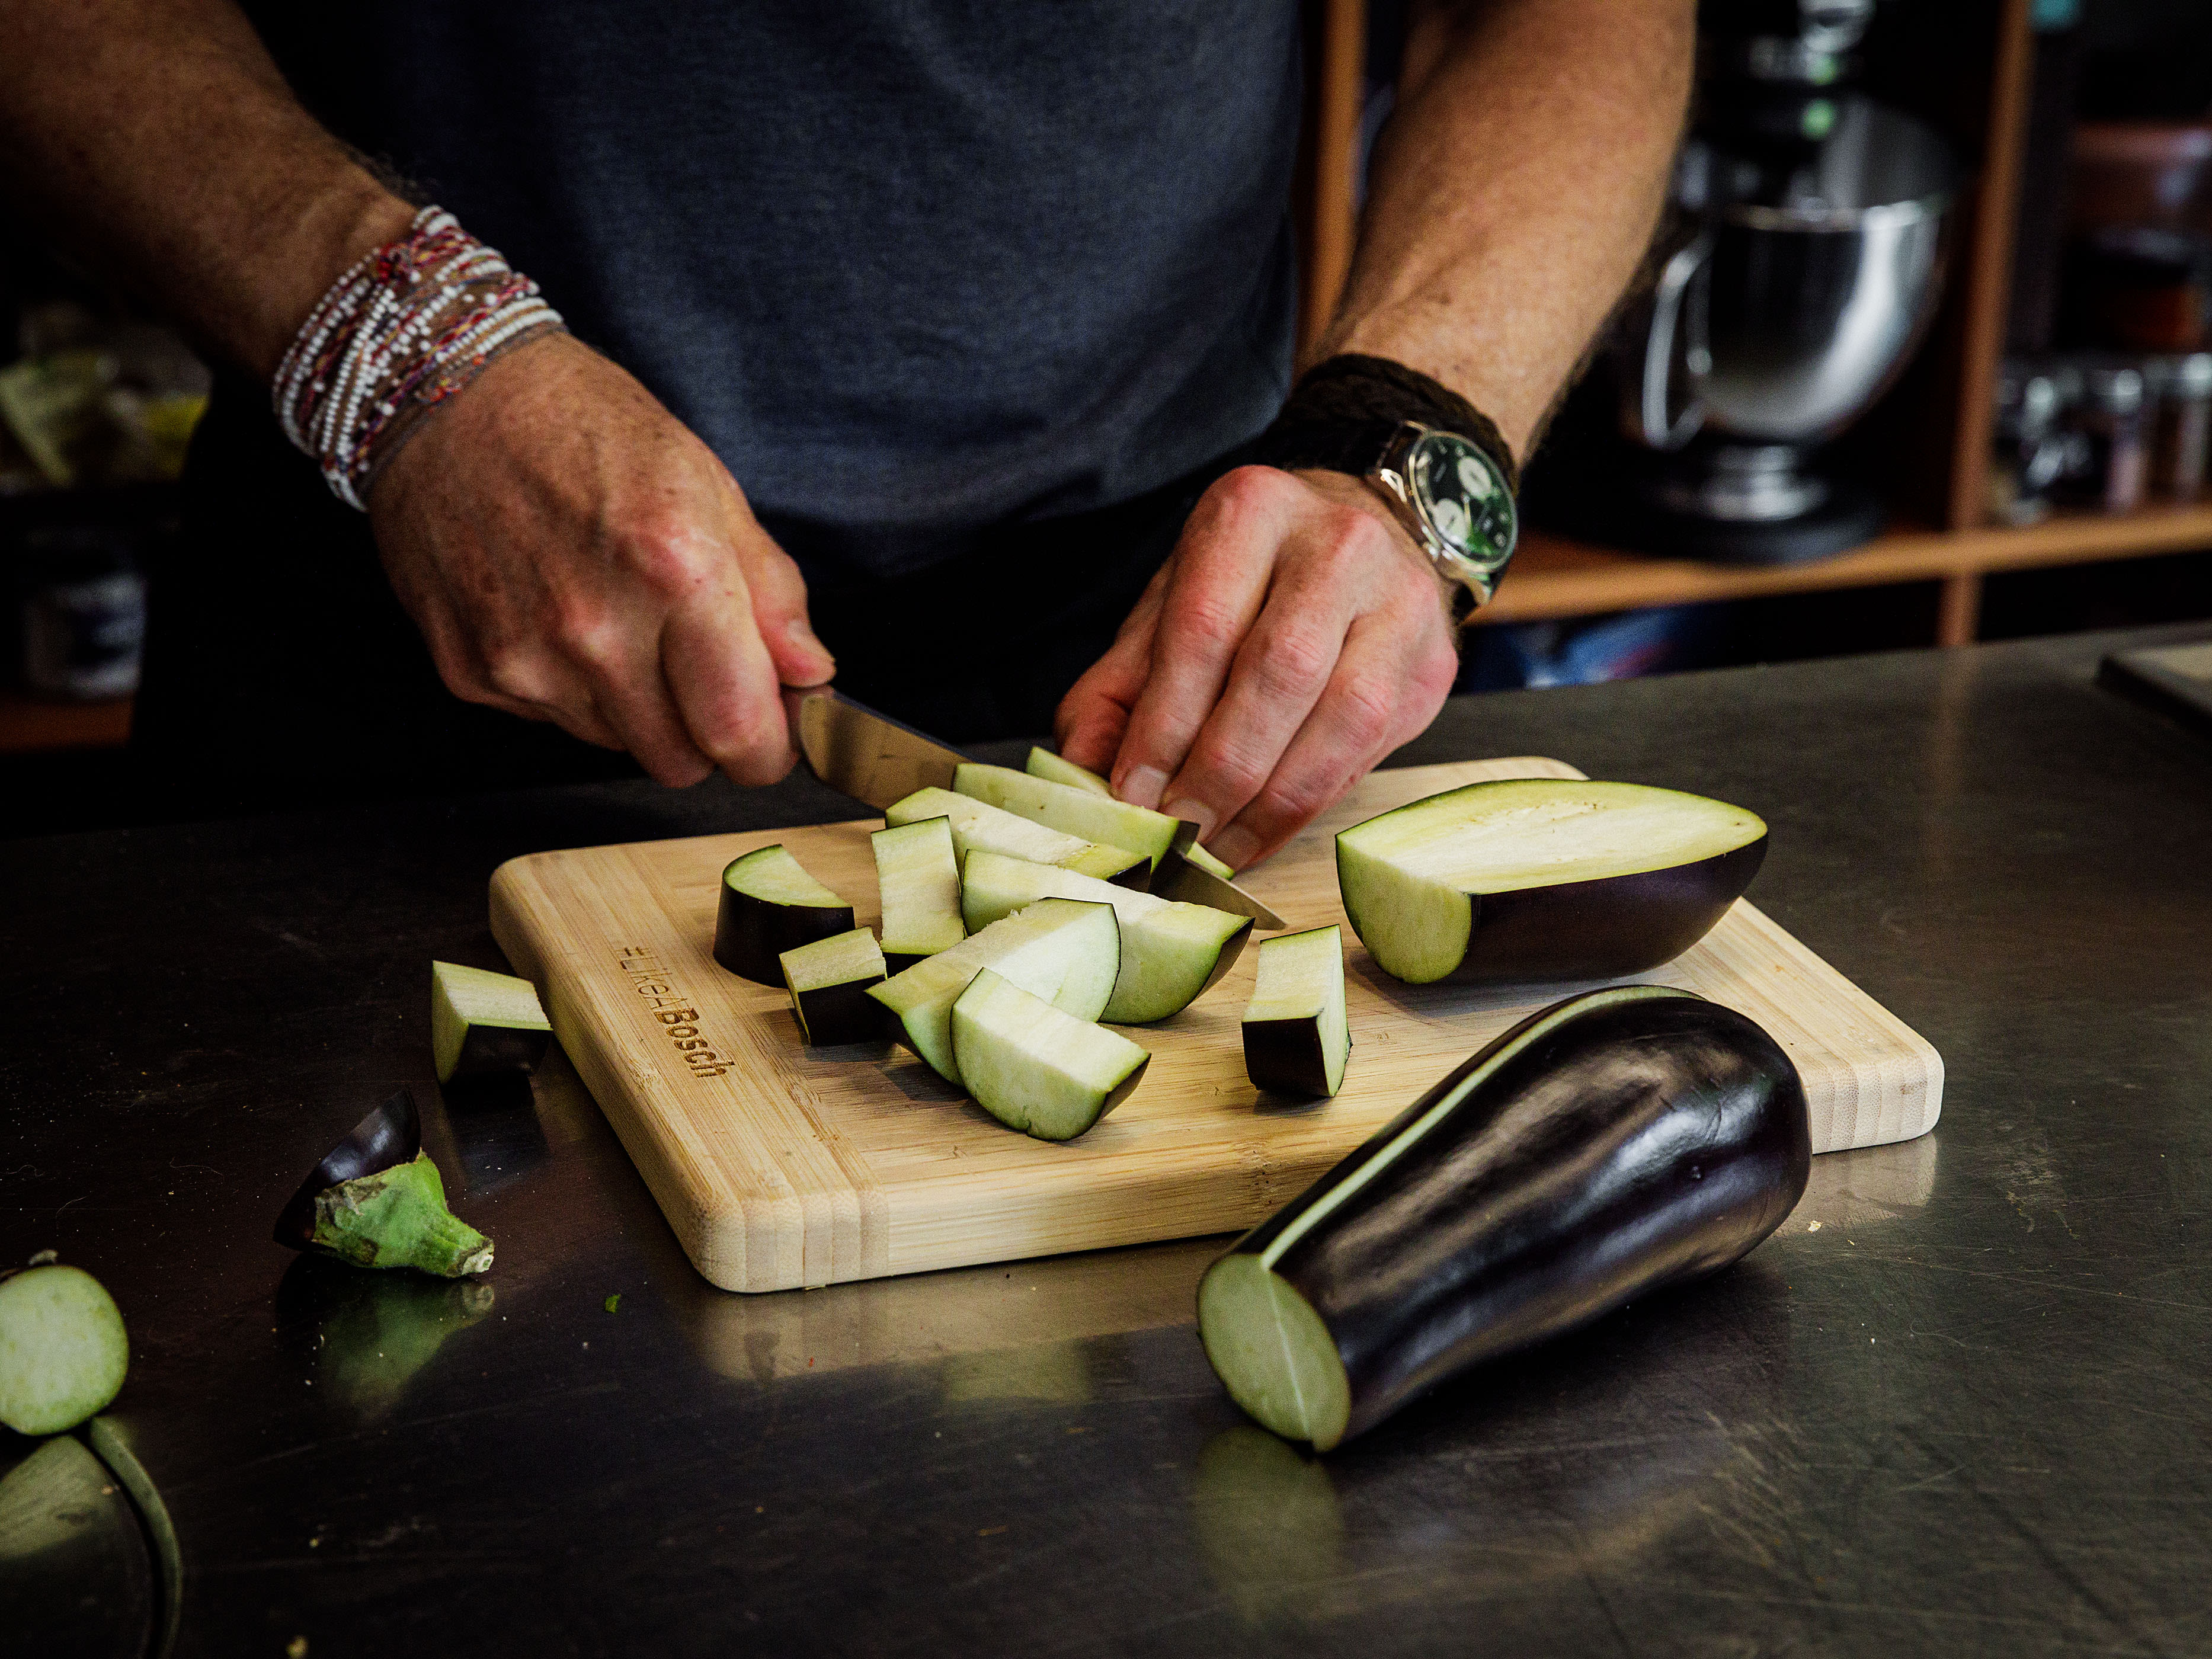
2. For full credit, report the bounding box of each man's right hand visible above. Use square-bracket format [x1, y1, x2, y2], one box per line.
[367, 332, 833, 787]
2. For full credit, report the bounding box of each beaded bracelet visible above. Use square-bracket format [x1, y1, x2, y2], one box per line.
[271, 206, 568, 510]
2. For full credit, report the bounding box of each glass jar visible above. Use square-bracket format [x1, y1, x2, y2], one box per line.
[2146, 351, 2212, 501]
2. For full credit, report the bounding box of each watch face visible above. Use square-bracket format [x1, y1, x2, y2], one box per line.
[1409, 430, 1516, 574]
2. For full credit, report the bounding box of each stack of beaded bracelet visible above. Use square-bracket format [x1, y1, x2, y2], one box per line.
[271, 206, 566, 509]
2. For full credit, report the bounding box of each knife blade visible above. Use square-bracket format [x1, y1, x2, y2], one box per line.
[782, 684, 1287, 929]
[782, 685, 968, 811]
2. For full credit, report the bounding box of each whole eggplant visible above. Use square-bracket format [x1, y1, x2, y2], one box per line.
[1197, 984, 1810, 1450]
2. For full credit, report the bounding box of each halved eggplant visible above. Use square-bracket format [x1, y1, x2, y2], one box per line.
[780, 927, 887, 1046]
[431, 960, 552, 1082]
[1198, 984, 1808, 1451]
[959, 850, 1251, 1024]
[713, 844, 855, 985]
[886, 787, 1147, 889]
[955, 763, 1183, 872]
[1243, 925, 1350, 1098]
[867, 897, 1121, 1085]
[0, 1257, 128, 1434]
[1335, 779, 1767, 986]
[950, 968, 1151, 1141]
[1025, 746, 1115, 796]
[872, 816, 965, 972]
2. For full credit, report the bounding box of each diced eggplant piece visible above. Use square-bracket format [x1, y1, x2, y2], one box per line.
[1334, 779, 1768, 986]
[950, 969, 1151, 1141]
[0, 1258, 128, 1434]
[867, 897, 1121, 1085]
[886, 788, 1147, 889]
[959, 850, 1251, 1024]
[713, 844, 855, 985]
[1025, 746, 1115, 797]
[780, 927, 887, 1045]
[431, 960, 552, 1083]
[1243, 925, 1350, 1098]
[1198, 984, 1808, 1451]
[872, 816, 966, 972]
[1182, 841, 1237, 880]
[274, 1088, 420, 1249]
[954, 762, 1183, 872]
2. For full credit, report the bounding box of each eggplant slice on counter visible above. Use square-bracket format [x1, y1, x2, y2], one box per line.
[1242, 925, 1350, 1099]
[780, 927, 888, 1046]
[431, 960, 553, 1082]
[872, 815, 966, 972]
[0, 1257, 129, 1435]
[1198, 984, 1808, 1451]
[1336, 778, 1767, 986]
[713, 844, 856, 985]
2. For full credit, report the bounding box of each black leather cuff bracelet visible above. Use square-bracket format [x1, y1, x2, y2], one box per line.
[1249, 354, 1520, 496]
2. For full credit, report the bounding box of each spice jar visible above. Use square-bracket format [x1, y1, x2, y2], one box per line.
[2056, 363, 2147, 514]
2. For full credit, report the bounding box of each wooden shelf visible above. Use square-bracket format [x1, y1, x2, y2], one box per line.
[0, 691, 132, 755]
[1478, 503, 2212, 643]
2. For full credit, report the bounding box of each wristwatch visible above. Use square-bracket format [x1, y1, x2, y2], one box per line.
[1361, 422, 1518, 622]
[1256, 415, 1519, 621]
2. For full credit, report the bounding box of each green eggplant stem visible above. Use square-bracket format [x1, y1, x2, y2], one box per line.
[310, 1153, 494, 1278]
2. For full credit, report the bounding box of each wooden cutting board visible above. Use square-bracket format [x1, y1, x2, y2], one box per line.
[489, 758, 1942, 1293]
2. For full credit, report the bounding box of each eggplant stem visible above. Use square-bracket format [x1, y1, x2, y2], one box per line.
[310, 1154, 495, 1277]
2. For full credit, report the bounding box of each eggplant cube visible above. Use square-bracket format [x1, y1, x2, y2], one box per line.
[1242, 925, 1350, 1098]
[714, 844, 855, 985]
[1334, 779, 1767, 986]
[954, 761, 1183, 872]
[886, 787, 1147, 888]
[950, 969, 1150, 1141]
[431, 960, 553, 1083]
[780, 927, 888, 1046]
[867, 897, 1121, 1086]
[958, 850, 1251, 1024]
[872, 816, 966, 972]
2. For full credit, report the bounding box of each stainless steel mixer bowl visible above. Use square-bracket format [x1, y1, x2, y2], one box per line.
[1630, 97, 1960, 452]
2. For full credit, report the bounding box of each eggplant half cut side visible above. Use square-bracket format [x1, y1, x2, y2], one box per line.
[1197, 984, 1810, 1452]
[1335, 779, 1767, 986]
[713, 844, 856, 985]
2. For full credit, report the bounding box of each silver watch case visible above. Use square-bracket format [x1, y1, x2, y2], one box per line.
[1365, 422, 1518, 615]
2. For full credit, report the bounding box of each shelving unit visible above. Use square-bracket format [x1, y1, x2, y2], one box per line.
[0, 689, 131, 755]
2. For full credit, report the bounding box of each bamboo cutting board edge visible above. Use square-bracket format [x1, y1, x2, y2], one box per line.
[489, 757, 1943, 1293]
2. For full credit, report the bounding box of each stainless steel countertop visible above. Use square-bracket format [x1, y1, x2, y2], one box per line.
[5, 626, 2209, 1657]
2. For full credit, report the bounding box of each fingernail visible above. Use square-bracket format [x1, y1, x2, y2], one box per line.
[1208, 825, 1259, 872]
[1121, 766, 1169, 809]
[1163, 798, 1217, 842]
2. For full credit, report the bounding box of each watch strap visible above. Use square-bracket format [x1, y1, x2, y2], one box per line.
[1250, 354, 1520, 495]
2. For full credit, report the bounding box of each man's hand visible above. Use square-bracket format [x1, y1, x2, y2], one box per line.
[1055, 465, 1459, 871]
[368, 333, 833, 787]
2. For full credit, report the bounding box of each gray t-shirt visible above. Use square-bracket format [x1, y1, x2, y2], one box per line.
[247, 1, 1302, 578]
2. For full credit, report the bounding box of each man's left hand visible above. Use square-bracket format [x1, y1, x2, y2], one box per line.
[1055, 465, 1461, 872]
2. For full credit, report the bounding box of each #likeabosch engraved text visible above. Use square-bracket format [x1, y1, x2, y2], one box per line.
[614, 945, 730, 1080]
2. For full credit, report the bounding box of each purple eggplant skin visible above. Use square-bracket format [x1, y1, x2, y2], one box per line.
[274, 1088, 421, 1250]
[1436, 838, 1767, 987]
[1204, 985, 1808, 1450]
[1243, 1019, 1332, 1099]
[792, 978, 886, 1046]
[712, 885, 854, 987]
[447, 1024, 553, 1082]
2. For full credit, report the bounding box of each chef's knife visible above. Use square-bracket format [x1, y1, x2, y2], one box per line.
[781, 685, 1286, 930]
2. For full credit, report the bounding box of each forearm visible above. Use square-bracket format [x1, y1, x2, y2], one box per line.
[1314, 0, 1695, 459]
[0, 0, 415, 379]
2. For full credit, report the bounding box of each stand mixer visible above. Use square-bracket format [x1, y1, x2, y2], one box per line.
[1579, 0, 1962, 563]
